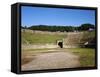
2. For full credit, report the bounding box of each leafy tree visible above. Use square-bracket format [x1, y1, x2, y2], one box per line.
[79, 23, 95, 31]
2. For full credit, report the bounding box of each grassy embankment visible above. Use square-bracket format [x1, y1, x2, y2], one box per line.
[21, 30, 95, 67]
[21, 31, 67, 44]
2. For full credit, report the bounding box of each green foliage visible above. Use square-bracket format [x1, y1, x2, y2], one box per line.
[28, 25, 76, 32]
[68, 48, 95, 67]
[23, 23, 95, 32]
[79, 23, 95, 31]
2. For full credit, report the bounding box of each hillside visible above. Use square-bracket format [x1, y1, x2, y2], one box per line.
[21, 29, 67, 44]
[21, 29, 95, 48]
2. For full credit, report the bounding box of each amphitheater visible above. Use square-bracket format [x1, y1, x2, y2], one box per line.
[22, 29, 94, 49]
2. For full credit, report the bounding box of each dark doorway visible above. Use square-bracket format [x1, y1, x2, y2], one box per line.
[58, 42, 63, 48]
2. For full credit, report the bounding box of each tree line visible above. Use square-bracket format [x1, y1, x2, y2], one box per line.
[22, 23, 95, 32]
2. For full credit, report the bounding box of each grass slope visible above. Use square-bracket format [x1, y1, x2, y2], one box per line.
[67, 48, 95, 67]
[22, 29, 95, 46]
[21, 31, 67, 44]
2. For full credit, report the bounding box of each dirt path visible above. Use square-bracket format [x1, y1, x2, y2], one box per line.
[22, 51, 80, 71]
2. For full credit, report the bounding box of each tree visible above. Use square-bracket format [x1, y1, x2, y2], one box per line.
[79, 23, 95, 31]
[26, 23, 95, 32]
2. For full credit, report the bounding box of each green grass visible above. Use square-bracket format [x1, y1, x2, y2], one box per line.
[22, 30, 95, 45]
[22, 48, 57, 53]
[67, 48, 95, 67]
[22, 48, 65, 55]
[22, 32, 67, 44]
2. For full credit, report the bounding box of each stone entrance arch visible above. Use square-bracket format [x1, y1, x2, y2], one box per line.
[57, 40, 63, 48]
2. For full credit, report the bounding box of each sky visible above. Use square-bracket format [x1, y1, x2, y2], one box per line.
[21, 6, 95, 27]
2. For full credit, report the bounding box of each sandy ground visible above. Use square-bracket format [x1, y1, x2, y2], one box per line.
[22, 51, 80, 71]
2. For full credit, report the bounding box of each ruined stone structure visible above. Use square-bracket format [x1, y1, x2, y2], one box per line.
[57, 39, 63, 48]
